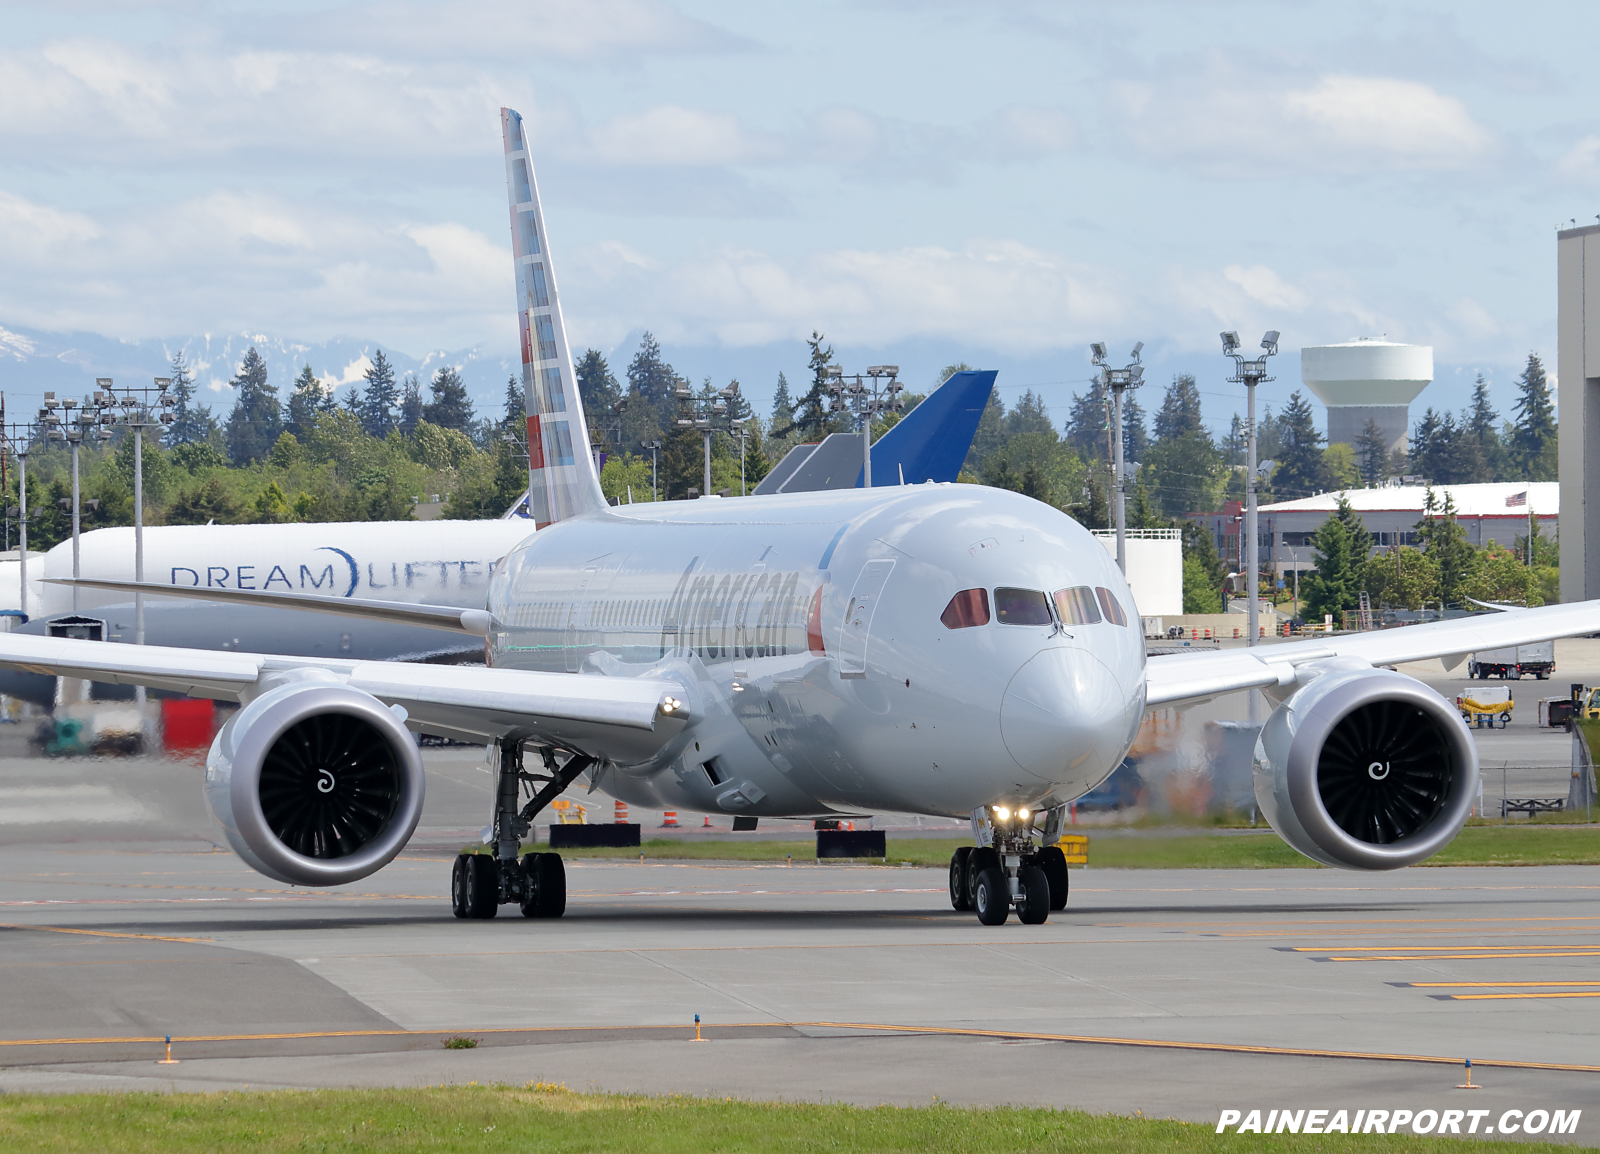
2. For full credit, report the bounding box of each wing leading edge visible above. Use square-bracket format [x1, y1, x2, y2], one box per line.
[0, 632, 685, 762]
[1146, 599, 1600, 709]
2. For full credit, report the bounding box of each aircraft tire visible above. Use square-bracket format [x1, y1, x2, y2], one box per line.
[523, 852, 566, 919]
[451, 854, 471, 918]
[973, 867, 1009, 926]
[464, 854, 500, 919]
[948, 847, 973, 911]
[1034, 846, 1069, 911]
[1016, 865, 1049, 925]
[967, 846, 1000, 903]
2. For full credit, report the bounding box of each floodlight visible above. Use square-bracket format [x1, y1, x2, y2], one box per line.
[882, 365, 898, 376]
[154, 377, 171, 389]
[1129, 341, 1143, 361]
[1220, 331, 1240, 354]
[1129, 366, 1145, 383]
[826, 365, 843, 378]
[1089, 342, 1108, 362]
[1261, 330, 1280, 354]
[96, 378, 112, 388]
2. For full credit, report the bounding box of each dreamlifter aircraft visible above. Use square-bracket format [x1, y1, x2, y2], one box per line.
[10, 108, 1599, 926]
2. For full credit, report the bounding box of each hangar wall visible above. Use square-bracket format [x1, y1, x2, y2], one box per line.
[1557, 224, 1600, 603]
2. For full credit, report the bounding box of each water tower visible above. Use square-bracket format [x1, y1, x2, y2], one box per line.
[1300, 339, 1433, 457]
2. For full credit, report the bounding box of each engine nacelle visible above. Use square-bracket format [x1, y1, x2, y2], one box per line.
[205, 680, 426, 886]
[1254, 667, 1477, 870]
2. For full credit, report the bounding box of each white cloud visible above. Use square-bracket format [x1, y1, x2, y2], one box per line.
[1223, 265, 1306, 312]
[1109, 58, 1499, 175]
[587, 105, 783, 167]
[1282, 75, 1496, 166]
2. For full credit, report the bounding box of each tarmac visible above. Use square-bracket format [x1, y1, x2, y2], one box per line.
[0, 642, 1595, 1137]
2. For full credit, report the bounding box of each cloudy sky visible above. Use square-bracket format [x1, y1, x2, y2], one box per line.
[0, 0, 1591, 427]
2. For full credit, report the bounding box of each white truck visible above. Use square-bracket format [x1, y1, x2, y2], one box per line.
[1468, 641, 1555, 681]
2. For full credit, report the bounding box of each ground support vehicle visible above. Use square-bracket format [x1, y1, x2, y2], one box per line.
[1458, 686, 1513, 729]
[1469, 641, 1555, 680]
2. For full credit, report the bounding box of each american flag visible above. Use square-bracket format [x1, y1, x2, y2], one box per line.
[1506, 490, 1527, 507]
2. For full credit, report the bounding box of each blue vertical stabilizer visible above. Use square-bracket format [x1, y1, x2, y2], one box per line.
[866, 369, 996, 486]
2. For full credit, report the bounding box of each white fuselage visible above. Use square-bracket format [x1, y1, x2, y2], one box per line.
[486, 484, 1147, 819]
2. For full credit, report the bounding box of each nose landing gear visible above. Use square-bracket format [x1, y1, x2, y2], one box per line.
[948, 804, 1070, 925]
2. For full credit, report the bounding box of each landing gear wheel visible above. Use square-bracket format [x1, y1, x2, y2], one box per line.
[973, 867, 1009, 926]
[519, 853, 567, 919]
[1035, 845, 1070, 911]
[464, 854, 500, 919]
[967, 846, 999, 905]
[948, 847, 973, 911]
[1016, 864, 1049, 925]
[451, 853, 470, 918]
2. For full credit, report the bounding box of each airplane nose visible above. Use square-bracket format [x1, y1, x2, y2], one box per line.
[1000, 646, 1132, 780]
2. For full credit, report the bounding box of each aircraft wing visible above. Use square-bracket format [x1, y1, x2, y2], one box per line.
[0, 632, 685, 762]
[1145, 600, 1600, 708]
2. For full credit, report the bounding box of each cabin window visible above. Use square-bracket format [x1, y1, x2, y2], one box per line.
[1052, 586, 1101, 625]
[940, 588, 990, 629]
[1095, 587, 1129, 626]
[993, 587, 1052, 626]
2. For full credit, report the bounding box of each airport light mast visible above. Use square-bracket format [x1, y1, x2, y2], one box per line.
[102, 378, 174, 675]
[39, 391, 109, 613]
[1, 416, 39, 622]
[674, 381, 743, 497]
[1090, 342, 1145, 574]
[1220, 330, 1279, 654]
[825, 365, 904, 488]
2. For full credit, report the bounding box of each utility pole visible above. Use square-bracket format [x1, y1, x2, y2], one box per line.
[104, 378, 174, 704]
[1090, 342, 1145, 573]
[40, 391, 107, 613]
[643, 441, 661, 502]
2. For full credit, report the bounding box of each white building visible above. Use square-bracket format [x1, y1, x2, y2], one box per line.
[1091, 528, 1182, 619]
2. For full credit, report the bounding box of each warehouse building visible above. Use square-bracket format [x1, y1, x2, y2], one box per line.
[1188, 482, 1557, 584]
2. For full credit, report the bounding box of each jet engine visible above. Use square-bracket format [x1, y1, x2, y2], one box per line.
[1254, 667, 1477, 870]
[205, 679, 425, 886]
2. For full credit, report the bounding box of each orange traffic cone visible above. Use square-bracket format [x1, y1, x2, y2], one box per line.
[662, 811, 679, 827]
[614, 799, 628, 824]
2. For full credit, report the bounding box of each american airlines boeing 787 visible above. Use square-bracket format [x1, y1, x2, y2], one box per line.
[13, 108, 1600, 926]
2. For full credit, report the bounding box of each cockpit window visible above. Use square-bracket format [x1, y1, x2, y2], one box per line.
[940, 588, 990, 629]
[1096, 587, 1129, 626]
[993, 588, 1052, 626]
[1052, 586, 1101, 626]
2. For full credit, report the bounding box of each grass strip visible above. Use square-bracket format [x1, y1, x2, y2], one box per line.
[0, 1086, 1580, 1154]
[485, 824, 1600, 870]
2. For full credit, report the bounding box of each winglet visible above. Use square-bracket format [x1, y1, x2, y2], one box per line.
[501, 108, 608, 527]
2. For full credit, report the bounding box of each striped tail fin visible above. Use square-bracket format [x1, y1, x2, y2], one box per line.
[501, 107, 607, 527]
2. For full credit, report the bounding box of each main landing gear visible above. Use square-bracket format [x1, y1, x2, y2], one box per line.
[948, 804, 1070, 926]
[452, 739, 593, 920]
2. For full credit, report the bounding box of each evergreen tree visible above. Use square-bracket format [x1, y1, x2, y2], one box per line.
[1354, 417, 1389, 486]
[1508, 352, 1557, 481]
[224, 346, 282, 465]
[1256, 404, 1282, 464]
[359, 349, 399, 438]
[771, 372, 795, 427]
[1180, 522, 1227, 613]
[286, 365, 328, 439]
[963, 389, 1007, 474]
[502, 376, 523, 430]
[1466, 373, 1503, 480]
[791, 330, 838, 440]
[1142, 430, 1224, 518]
[1271, 391, 1327, 499]
[1415, 490, 1476, 604]
[422, 365, 473, 432]
[1005, 389, 1054, 437]
[1152, 373, 1203, 442]
[398, 374, 423, 437]
[575, 349, 621, 446]
[1121, 393, 1149, 462]
[1064, 375, 1109, 456]
[623, 332, 676, 448]
[1301, 494, 1363, 621]
[163, 350, 216, 447]
[1223, 413, 1246, 468]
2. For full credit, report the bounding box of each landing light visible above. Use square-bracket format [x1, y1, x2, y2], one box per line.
[1018, 808, 1030, 821]
[661, 696, 682, 714]
[994, 806, 1010, 820]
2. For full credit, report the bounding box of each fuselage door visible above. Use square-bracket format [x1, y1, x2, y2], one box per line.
[837, 559, 895, 679]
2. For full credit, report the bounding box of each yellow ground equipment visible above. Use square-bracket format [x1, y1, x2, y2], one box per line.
[1457, 685, 1512, 729]
[549, 799, 588, 824]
